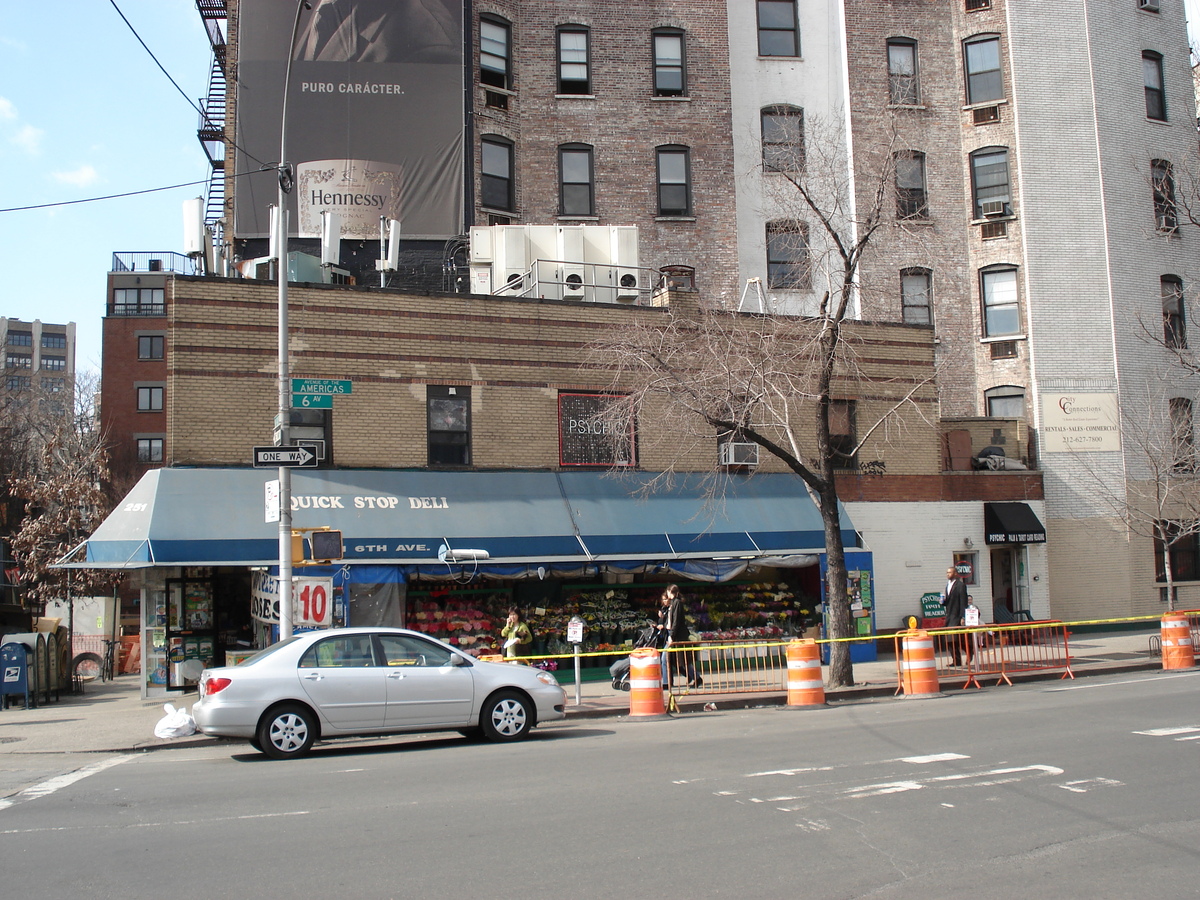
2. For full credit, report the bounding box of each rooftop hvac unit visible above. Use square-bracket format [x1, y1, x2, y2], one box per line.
[469, 226, 494, 262]
[980, 200, 1006, 218]
[615, 272, 639, 302]
[558, 225, 587, 300]
[719, 442, 759, 467]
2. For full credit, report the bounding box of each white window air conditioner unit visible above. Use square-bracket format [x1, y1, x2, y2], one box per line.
[1138, 1, 1159, 12]
[980, 200, 1006, 218]
[563, 272, 586, 299]
[616, 272, 639, 302]
[719, 442, 759, 467]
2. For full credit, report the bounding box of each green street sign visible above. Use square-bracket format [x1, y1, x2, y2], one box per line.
[293, 393, 332, 409]
[292, 378, 352, 396]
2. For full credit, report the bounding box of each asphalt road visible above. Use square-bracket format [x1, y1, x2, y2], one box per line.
[2, 670, 1199, 899]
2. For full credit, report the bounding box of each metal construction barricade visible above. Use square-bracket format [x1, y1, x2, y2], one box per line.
[1184, 610, 1200, 649]
[663, 639, 790, 696]
[915, 620, 1073, 688]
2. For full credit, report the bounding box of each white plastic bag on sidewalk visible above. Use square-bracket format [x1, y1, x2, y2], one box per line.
[153, 703, 196, 739]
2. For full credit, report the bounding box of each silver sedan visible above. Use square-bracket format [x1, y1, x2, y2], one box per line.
[193, 627, 567, 759]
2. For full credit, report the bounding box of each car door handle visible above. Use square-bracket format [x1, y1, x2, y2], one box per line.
[303, 672, 324, 681]
[386, 672, 406, 680]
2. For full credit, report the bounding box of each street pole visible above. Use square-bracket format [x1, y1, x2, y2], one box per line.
[275, 0, 310, 642]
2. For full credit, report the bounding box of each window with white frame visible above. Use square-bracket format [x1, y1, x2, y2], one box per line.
[981, 267, 1020, 337]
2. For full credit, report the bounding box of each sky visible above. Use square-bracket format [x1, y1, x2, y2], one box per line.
[0, 2, 1197, 376]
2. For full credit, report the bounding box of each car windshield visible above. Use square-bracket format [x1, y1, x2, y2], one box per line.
[234, 637, 302, 667]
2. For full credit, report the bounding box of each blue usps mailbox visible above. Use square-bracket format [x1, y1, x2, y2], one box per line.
[1, 642, 32, 710]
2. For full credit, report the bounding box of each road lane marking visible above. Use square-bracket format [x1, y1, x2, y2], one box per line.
[0, 755, 134, 812]
[1048, 672, 1199, 692]
[843, 765, 1063, 799]
[1057, 778, 1123, 793]
[0, 810, 311, 835]
[1133, 726, 1200, 736]
[896, 753, 970, 764]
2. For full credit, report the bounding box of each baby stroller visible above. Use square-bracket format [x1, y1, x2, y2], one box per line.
[610, 626, 661, 691]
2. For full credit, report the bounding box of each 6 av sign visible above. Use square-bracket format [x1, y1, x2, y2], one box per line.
[253, 445, 318, 468]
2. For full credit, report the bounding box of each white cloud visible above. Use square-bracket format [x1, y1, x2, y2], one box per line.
[51, 164, 99, 187]
[0, 97, 15, 120]
[11, 123, 43, 154]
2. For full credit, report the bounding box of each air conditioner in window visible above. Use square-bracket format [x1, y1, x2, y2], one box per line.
[719, 442, 759, 467]
[980, 200, 1007, 218]
[1138, 1, 1160, 11]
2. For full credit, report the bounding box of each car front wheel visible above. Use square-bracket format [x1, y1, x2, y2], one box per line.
[480, 690, 533, 742]
[257, 704, 317, 759]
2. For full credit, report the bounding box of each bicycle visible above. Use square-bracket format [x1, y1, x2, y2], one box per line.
[71, 639, 119, 687]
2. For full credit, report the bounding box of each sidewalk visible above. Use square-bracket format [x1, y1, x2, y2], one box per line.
[0, 630, 1163, 755]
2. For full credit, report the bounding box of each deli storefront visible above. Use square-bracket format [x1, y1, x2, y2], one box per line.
[67, 467, 871, 697]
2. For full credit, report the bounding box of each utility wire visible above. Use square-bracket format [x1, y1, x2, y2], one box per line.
[0, 180, 209, 214]
[107, 0, 208, 125]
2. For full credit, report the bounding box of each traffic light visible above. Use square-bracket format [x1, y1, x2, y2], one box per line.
[309, 529, 343, 561]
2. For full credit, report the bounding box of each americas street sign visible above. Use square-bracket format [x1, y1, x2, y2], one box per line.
[292, 378, 352, 396]
[253, 445, 319, 468]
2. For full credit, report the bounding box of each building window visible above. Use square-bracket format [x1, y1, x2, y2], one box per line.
[1156, 523, 1200, 582]
[985, 386, 1025, 418]
[1152, 158, 1178, 232]
[481, 137, 514, 212]
[1162, 275, 1187, 349]
[6, 353, 31, 369]
[970, 147, 1011, 218]
[766, 221, 810, 289]
[887, 39, 919, 105]
[656, 146, 691, 216]
[829, 400, 858, 468]
[895, 151, 928, 219]
[761, 105, 804, 173]
[137, 385, 164, 412]
[1170, 397, 1195, 471]
[5, 375, 30, 391]
[966, 0, 991, 11]
[43, 377, 65, 393]
[428, 386, 471, 466]
[41, 356, 66, 372]
[964, 35, 1003, 105]
[112, 287, 164, 316]
[1143, 51, 1166, 120]
[138, 334, 165, 360]
[558, 392, 636, 467]
[901, 268, 932, 325]
[757, 0, 799, 57]
[137, 438, 164, 463]
[981, 267, 1020, 337]
[557, 27, 590, 95]
[1139, 0, 1161, 11]
[653, 29, 686, 97]
[7, 331, 32, 347]
[41, 334, 67, 349]
[559, 144, 595, 216]
[480, 17, 511, 90]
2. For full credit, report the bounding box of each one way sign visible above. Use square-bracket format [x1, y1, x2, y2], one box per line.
[253, 445, 318, 468]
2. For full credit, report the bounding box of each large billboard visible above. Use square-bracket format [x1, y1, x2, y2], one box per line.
[234, 0, 465, 241]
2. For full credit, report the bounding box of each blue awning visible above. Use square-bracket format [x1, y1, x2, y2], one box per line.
[67, 467, 855, 569]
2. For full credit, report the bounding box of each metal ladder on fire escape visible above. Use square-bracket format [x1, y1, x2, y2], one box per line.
[195, 1, 228, 243]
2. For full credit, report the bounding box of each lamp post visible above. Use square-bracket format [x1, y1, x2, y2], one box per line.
[274, 0, 311, 641]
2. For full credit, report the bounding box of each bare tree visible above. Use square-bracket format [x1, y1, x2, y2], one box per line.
[4, 374, 120, 609]
[590, 113, 937, 687]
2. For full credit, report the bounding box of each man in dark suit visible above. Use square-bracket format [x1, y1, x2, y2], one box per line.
[943, 566, 968, 665]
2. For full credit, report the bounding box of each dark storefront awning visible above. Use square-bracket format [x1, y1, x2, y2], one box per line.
[984, 502, 1046, 544]
[66, 468, 855, 569]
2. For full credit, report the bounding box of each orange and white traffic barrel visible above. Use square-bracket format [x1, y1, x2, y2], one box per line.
[629, 648, 667, 717]
[1160, 614, 1195, 670]
[900, 630, 942, 696]
[786, 639, 825, 707]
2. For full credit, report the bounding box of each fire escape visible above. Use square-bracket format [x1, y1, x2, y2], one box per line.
[195, 1, 228, 244]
